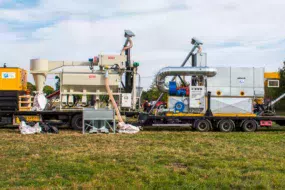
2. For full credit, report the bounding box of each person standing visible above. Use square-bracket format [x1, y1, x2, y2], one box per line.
[143, 99, 150, 112]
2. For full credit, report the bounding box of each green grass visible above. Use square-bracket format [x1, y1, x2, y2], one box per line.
[0, 127, 285, 189]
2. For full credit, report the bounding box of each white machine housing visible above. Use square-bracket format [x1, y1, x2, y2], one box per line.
[207, 67, 265, 97]
[97, 55, 127, 68]
[30, 58, 138, 110]
[211, 97, 253, 114]
[162, 67, 265, 115]
[60, 67, 120, 93]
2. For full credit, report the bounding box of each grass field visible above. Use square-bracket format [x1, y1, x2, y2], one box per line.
[0, 127, 285, 189]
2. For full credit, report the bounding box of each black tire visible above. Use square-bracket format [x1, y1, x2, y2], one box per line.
[71, 114, 83, 130]
[242, 120, 257, 132]
[218, 119, 235, 132]
[194, 119, 211, 132]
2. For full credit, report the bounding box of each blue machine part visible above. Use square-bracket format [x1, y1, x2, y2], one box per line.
[174, 101, 185, 112]
[169, 81, 177, 95]
[176, 89, 187, 96]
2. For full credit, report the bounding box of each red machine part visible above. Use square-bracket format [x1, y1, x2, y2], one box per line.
[155, 101, 166, 109]
[93, 56, 99, 63]
[260, 120, 272, 127]
[176, 86, 190, 96]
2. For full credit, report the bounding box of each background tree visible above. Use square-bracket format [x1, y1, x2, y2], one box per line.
[27, 82, 55, 96]
[27, 82, 36, 92]
[265, 62, 285, 110]
[141, 81, 168, 103]
[55, 76, 60, 91]
[43, 85, 55, 96]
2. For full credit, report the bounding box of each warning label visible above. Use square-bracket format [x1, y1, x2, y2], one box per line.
[89, 75, 96, 79]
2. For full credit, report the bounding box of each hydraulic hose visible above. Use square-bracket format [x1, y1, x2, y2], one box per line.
[120, 38, 133, 55]
[198, 45, 202, 53]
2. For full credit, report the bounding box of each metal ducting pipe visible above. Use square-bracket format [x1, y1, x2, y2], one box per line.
[156, 67, 217, 92]
[267, 92, 285, 107]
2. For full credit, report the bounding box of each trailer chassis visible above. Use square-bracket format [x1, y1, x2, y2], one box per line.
[139, 113, 285, 132]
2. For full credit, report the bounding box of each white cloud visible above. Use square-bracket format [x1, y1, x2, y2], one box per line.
[0, 0, 10, 5]
[0, 0, 284, 88]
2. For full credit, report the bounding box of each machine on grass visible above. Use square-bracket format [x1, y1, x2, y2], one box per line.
[139, 38, 285, 132]
[0, 30, 142, 132]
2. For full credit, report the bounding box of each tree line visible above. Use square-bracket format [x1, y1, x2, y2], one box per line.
[266, 63, 285, 110]
[27, 82, 55, 96]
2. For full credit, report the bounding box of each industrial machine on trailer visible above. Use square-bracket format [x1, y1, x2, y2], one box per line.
[0, 30, 141, 130]
[1, 32, 285, 132]
[139, 38, 285, 132]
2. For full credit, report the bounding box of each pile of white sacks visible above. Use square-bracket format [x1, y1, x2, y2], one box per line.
[19, 121, 41, 134]
[118, 122, 140, 134]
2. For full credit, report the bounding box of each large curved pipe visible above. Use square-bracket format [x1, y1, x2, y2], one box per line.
[105, 70, 124, 123]
[156, 67, 217, 92]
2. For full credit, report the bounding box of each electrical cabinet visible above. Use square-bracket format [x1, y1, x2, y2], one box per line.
[189, 86, 205, 112]
[121, 93, 132, 108]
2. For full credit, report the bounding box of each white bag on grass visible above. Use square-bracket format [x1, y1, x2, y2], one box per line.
[19, 121, 41, 134]
[118, 122, 140, 134]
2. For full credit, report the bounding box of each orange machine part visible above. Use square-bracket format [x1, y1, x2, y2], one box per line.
[0, 68, 27, 91]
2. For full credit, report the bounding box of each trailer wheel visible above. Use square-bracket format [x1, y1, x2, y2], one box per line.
[71, 114, 83, 130]
[194, 119, 211, 132]
[218, 119, 235, 132]
[242, 120, 257, 132]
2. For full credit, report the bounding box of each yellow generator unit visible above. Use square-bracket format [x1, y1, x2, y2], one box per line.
[0, 66, 27, 111]
[0, 67, 27, 91]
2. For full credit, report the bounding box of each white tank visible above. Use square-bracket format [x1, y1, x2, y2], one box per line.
[30, 59, 49, 92]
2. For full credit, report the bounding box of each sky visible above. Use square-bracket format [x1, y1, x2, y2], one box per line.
[0, 0, 284, 89]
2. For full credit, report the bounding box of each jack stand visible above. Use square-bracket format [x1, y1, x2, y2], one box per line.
[205, 91, 213, 117]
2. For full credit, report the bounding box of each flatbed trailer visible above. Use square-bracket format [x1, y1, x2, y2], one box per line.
[1, 110, 285, 132]
[0, 110, 81, 129]
[139, 113, 285, 132]
[0, 110, 138, 130]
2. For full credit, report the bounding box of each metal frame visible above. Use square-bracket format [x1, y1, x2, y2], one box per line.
[82, 108, 116, 134]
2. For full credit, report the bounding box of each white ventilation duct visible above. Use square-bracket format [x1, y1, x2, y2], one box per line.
[156, 67, 217, 92]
